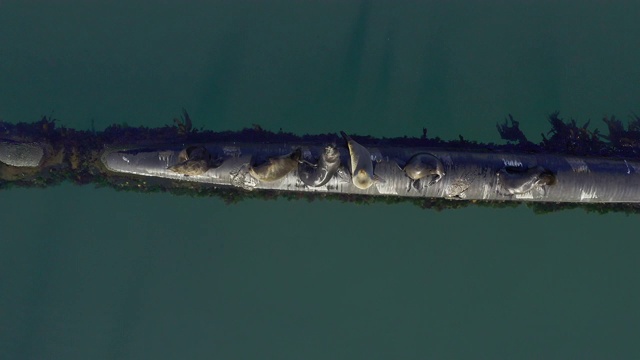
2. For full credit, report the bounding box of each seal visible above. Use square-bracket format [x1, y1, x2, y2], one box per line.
[340, 131, 379, 190]
[298, 145, 341, 187]
[402, 152, 445, 191]
[496, 165, 556, 195]
[249, 148, 302, 182]
[168, 145, 222, 176]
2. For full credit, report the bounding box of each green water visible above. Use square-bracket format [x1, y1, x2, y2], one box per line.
[1, 2, 640, 359]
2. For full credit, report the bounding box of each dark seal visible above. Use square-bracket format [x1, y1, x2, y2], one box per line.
[168, 145, 222, 176]
[298, 145, 341, 187]
[496, 165, 556, 195]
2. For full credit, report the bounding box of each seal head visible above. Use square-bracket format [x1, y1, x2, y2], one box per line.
[299, 145, 341, 187]
[249, 148, 302, 182]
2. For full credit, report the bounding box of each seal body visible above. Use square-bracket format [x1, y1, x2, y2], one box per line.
[168, 145, 221, 176]
[403, 152, 445, 190]
[249, 148, 302, 182]
[496, 166, 556, 195]
[341, 131, 377, 190]
[299, 145, 341, 187]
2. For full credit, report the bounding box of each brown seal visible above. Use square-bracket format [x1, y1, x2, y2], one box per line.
[168, 145, 222, 176]
[249, 148, 302, 182]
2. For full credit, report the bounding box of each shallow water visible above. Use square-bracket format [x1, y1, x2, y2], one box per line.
[1, 2, 640, 359]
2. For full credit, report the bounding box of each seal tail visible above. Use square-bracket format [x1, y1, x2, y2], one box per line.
[340, 131, 350, 144]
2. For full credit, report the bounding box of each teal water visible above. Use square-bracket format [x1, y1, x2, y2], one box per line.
[1, 2, 640, 359]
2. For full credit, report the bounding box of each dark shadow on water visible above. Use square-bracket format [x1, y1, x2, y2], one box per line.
[337, 0, 372, 121]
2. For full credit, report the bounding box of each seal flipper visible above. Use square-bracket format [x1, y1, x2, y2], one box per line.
[336, 166, 351, 183]
[426, 174, 442, 186]
[373, 174, 385, 184]
[300, 159, 317, 168]
[411, 179, 421, 191]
